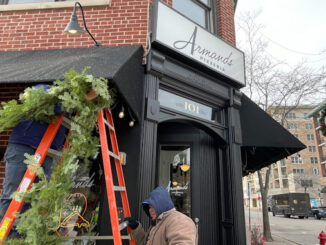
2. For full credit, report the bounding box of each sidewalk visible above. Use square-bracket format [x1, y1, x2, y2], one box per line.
[264, 234, 299, 245]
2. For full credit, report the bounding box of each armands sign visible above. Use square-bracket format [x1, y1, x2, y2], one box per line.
[151, 1, 245, 87]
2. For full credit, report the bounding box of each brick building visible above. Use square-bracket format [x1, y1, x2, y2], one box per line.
[243, 106, 323, 209]
[0, 0, 305, 244]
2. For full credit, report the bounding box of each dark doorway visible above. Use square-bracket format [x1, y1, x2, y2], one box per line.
[157, 122, 221, 244]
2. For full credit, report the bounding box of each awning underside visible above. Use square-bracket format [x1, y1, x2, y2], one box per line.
[0, 45, 145, 120]
[240, 95, 306, 174]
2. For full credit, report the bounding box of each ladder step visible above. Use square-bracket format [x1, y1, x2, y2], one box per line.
[113, 186, 126, 191]
[61, 235, 131, 240]
[103, 118, 115, 131]
[47, 148, 63, 158]
[109, 151, 120, 160]
[61, 117, 71, 129]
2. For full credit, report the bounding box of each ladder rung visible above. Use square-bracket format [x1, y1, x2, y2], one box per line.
[47, 148, 62, 158]
[103, 118, 115, 131]
[109, 151, 120, 160]
[61, 117, 71, 129]
[113, 186, 126, 191]
[60, 235, 131, 240]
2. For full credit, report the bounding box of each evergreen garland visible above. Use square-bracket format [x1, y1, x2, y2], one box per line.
[0, 67, 114, 244]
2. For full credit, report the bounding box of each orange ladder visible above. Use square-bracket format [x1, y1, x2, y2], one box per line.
[0, 108, 135, 245]
[97, 108, 135, 245]
[0, 115, 67, 243]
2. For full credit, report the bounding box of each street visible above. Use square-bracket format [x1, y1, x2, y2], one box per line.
[245, 208, 326, 245]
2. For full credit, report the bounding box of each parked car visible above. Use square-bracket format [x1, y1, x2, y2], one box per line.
[311, 206, 326, 219]
[271, 193, 311, 219]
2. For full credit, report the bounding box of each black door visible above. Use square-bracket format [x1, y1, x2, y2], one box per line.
[157, 122, 221, 244]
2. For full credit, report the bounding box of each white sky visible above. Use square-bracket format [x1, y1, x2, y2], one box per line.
[235, 0, 326, 70]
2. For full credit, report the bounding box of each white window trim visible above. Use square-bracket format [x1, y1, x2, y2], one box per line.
[0, 0, 111, 11]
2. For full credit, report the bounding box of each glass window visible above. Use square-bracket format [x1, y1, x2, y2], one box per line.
[173, 0, 212, 29]
[310, 157, 318, 164]
[308, 146, 316, 152]
[8, 0, 53, 3]
[307, 134, 314, 141]
[1, 0, 73, 4]
[313, 168, 319, 175]
[291, 156, 302, 164]
[158, 89, 223, 124]
[287, 123, 297, 130]
[305, 123, 313, 130]
[293, 168, 304, 174]
[293, 134, 299, 138]
[285, 112, 296, 120]
[159, 145, 191, 216]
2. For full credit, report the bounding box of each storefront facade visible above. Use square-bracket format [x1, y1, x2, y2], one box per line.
[0, 0, 305, 244]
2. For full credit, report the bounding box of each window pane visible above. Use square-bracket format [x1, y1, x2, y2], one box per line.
[199, 0, 209, 5]
[159, 145, 191, 216]
[8, 0, 54, 3]
[173, 0, 207, 28]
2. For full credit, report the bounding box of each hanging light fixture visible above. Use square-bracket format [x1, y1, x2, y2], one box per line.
[118, 105, 125, 119]
[180, 164, 190, 172]
[63, 1, 102, 47]
[128, 107, 136, 127]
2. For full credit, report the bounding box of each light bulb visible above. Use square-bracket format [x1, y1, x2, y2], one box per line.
[119, 111, 125, 119]
[129, 120, 135, 127]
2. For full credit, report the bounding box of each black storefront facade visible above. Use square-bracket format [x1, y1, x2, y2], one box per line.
[0, 2, 305, 244]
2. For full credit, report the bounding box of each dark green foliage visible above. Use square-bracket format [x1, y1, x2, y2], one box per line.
[0, 67, 114, 244]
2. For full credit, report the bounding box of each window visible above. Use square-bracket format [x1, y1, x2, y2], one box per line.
[173, 0, 215, 31]
[293, 134, 299, 138]
[313, 168, 319, 175]
[293, 168, 304, 174]
[311, 157, 318, 164]
[305, 123, 313, 130]
[0, 0, 68, 4]
[307, 134, 314, 141]
[287, 123, 297, 130]
[291, 156, 302, 164]
[285, 112, 296, 120]
[0, 0, 109, 10]
[308, 146, 316, 152]
[300, 179, 313, 187]
[159, 145, 191, 216]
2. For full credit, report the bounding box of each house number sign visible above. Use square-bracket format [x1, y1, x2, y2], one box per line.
[158, 89, 212, 121]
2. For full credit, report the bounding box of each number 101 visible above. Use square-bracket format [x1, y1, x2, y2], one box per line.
[184, 101, 199, 114]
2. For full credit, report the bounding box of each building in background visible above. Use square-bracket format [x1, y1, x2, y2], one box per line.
[243, 106, 323, 209]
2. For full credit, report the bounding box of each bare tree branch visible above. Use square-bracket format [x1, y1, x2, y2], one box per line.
[236, 11, 326, 242]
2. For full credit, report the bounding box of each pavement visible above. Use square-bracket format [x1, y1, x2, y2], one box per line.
[264, 234, 300, 245]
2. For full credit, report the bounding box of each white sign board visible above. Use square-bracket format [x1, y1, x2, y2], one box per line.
[151, 1, 245, 87]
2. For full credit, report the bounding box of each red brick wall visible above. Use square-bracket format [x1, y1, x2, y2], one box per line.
[0, 1, 152, 51]
[217, 0, 236, 46]
[0, 0, 236, 192]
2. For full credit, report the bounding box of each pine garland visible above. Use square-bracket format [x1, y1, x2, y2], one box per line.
[0, 67, 114, 244]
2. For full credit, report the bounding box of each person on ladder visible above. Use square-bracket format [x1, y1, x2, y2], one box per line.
[0, 84, 67, 237]
[125, 186, 197, 245]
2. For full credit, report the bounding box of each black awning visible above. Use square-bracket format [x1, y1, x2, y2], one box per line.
[240, 95, 306, 173]
[0, 45, 145, 120]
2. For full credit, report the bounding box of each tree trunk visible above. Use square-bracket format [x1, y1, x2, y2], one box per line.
[261, 188, 272, 241]
[257, 169, 273, 241]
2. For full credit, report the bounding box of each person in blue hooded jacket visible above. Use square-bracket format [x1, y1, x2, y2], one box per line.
[0, 84, 67, 233]
[125, 186, 197, 245]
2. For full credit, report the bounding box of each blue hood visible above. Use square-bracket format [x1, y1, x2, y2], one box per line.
[142, 186, 174, 218]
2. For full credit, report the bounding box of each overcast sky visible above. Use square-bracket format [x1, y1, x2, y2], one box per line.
[235, 0, 326, 70]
